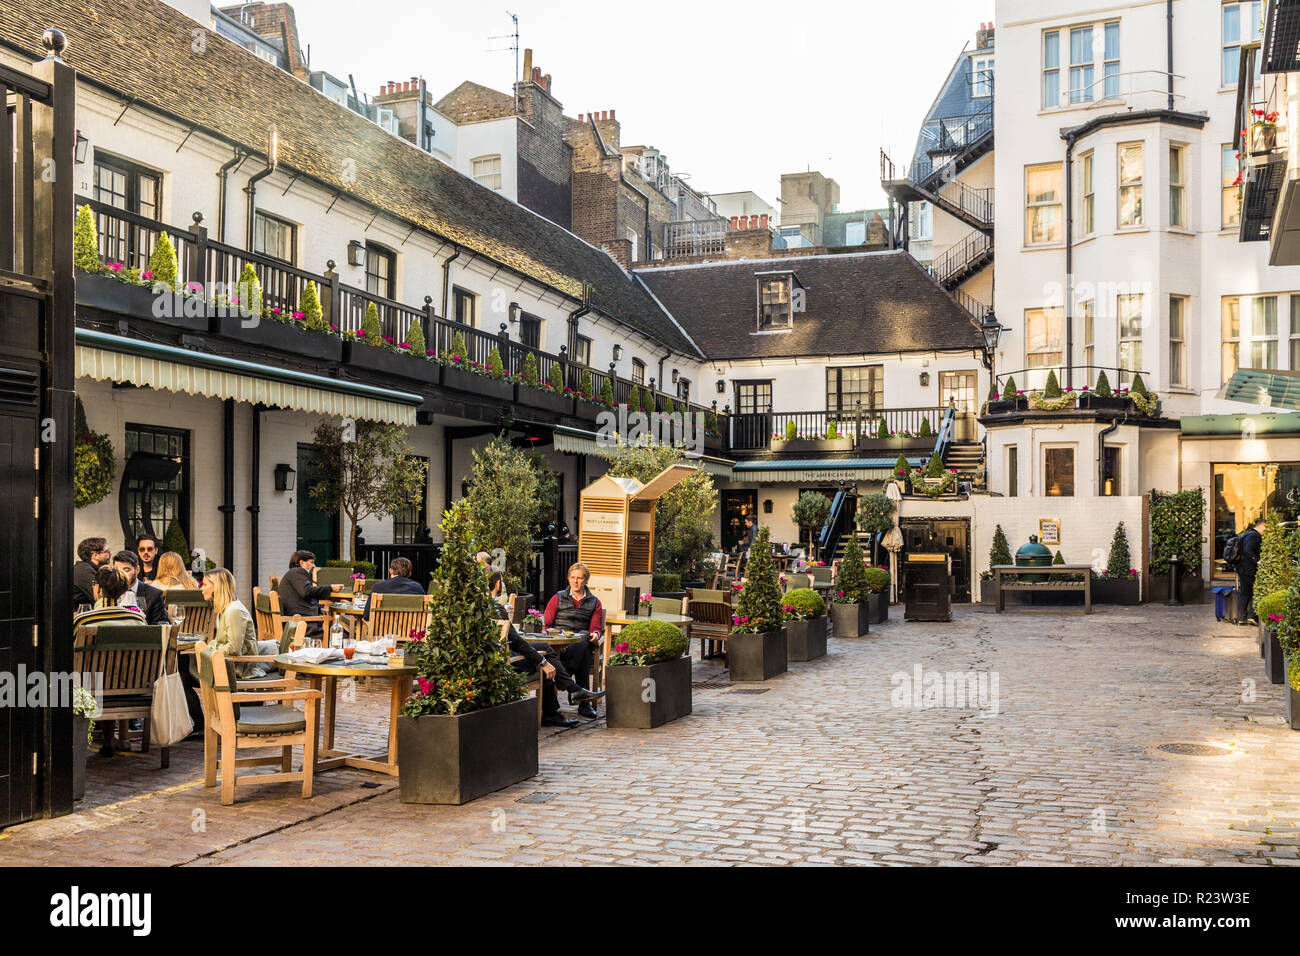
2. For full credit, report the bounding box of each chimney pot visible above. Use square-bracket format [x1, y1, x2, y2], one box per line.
[730, 216, 739, 230]
[760, 213, 769, 228]
[578, 113, 584, 122]
[600, 110, 607, 121]
[608, 108, 615, 120]
[543, 73, 551, 92]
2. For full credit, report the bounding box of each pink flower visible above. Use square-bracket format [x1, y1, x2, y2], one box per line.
[141, 270, 154, 280]
[356, 328, 366, 337]
[292, 311, 304, 320]
[426, 349, 435, 356]
[108, 262, 124, 272]
[615, 642, 629, 653]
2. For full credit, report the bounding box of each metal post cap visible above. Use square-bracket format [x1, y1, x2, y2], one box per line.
[42, 28, 67, 58]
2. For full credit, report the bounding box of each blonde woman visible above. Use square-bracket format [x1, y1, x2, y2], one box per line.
[154, 551, 198, 589]
[201, 568, 276, 679]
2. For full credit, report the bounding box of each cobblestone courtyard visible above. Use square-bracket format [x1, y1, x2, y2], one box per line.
[5, 604, 1300, 866]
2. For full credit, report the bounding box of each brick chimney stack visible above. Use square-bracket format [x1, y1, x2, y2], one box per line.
[976, 21, 994, 49]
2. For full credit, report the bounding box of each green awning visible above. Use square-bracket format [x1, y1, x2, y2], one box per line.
[730, 457, 915, 483]
[1217, 368, 1300, 410]
[1180, 412, 1300, 436]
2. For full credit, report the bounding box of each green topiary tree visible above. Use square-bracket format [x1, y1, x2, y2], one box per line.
[360, 302, 382, 344]
[785, 420, 797, 440]
[782, 587, 826, 620]
[826, 420, 839, 440]
[486, 346, 505, 377]
[147, 231, 178, 290]
[549, 360, 565, 391]
[834, 532, 871, 605]
[400, 499, 527, 717]
[989, 524, 1013, 569]
[74, 204, 100, 273]
[792, 491, 832, 551]
[1106, 522, 1132, 577]
[1256, 589, 1287, 625]
[629, 386, 642, 412]
[1052, 549, 1065, 565]
[466, 436, 545, 592]
[862, 567, 890, 594]
[664, 397, 676, 415]
[579, 369, 593, 397]
[523, 352, 539, 387]
[733, 525, 783, 632]
[301, 280, 325, 331]
[1130, 372, 1149, 398]
[161, 520, 189, 558]
[404, 317, 426, 354]
[877, 418, 890, 439]
[1001, 376, 1017, 399]
[600, 377, 614, 405]
[894, 453, 910, 477]
[449, 330, 468, 363]
[1094, 369, 1112, 396]
[1254, 515, 1298, 613]
[640, 387, 654, 412]
[987, 380, 1000, 403]
[236, 262, 263, 317]
[918, 416, 933, 437]
[925, 451, 945, 478]
[1043, 369, 1063, 398]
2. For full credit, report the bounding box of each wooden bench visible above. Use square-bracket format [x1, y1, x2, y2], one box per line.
[993, 565, 1093, 614]
[73, 624, 178, 767]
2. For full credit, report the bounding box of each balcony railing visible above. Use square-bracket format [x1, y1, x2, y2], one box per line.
[994, 365, 1150, 395]
[663, 219, 726, 259]
[730, 406, 949, 451]
[927, 231, 992, 287]
[81, 200, 727, 432]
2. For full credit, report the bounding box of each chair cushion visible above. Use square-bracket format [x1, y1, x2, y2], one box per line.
[235, 704, 306, 735]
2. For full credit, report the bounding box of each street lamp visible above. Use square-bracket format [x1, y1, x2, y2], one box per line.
[979, 309, 1007, 372]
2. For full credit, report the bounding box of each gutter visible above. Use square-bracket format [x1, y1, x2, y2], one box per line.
[441, 243, 462, 320]
[1098, 414, 1125, 495]
[243, 128, 279, 252]
[216, 148, 246, 244]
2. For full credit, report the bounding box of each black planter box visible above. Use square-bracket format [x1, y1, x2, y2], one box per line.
[1260, 621, 1266, 659]
[442, 363, 515, 401]
[1080, 394, 1129, 412]
[985, 399, 1016, 415]
[396, 695, 539, 805]
[857, 436, 935, 454]
[1092, 577, 1141, 605]
[515, 384, 572, 415]
[73, 716, 89, 802]
[1147, 574, 1205, 605]
[573, 398, 606, 421]
[728, 629, 787, 681]
[80, 273, 217, 333]
[605, 655, 692, 729]
[1286, 666, 1300, 731]
[210, 312, 343, 362]
[867, 592, 889, 624]
[343, 340, 436, 382]
[1264, 628, 1286, 685]
[830, 601, 869, 638]
[785, 617, 828, 662]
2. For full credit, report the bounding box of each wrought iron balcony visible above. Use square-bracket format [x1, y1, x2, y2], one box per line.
[663, 219, 727, 260]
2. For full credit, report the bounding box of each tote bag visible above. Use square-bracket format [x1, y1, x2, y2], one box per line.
[151, 628, 194, 746]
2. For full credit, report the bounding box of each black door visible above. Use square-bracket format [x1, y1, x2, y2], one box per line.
[721, 490, 757, 551]
[296, 444, 338, 563]
[899, 518, 971, 603]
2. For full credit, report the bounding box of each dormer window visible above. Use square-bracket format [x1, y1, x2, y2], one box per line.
[755, 271, 801, 331]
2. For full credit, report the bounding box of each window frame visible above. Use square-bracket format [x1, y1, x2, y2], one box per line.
[364, 243, 396, 301]
[1007, 445, 1019, 498]
[518, 312, 542, 350]
[1080, 150, 1095, 236]
[1250, 295, 1279, 369]
[1223, 1, 1264, 88]
[452, 286, 476, 327]
[1043, 445, 1077, 498]
[1222, 144, 1243, 227]
[1169, 295, 1187, 387]
[971, 54, 994, 98]
[735, 380, 772, 415]
[1117, 293, 1144, 387]
[756, 274, 794, 331]
[1068, 25, 1096, 105]
[1043, 30, 1061, 108]
[825, 365, 884, 415]
[1168, 143, 1187, 230]
[122, 423, 190, 547]
[572, 334, 593, 367]
[1223, 296, 1241, 384]
[1025, 307, 1065, 374]
[471, 154, 503, 190]
[1025, 163, 1064, 246]
[253, 209, 297, 264]
[1118, 142, 1144, 229]
[1044, 19, 1120, 109]
[631, 358, 646, 386]
[92, 152, 161, 219]
[1082, 299, 1095, 371]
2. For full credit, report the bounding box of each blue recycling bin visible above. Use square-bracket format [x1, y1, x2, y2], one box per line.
[1212, 586, 1233, 621]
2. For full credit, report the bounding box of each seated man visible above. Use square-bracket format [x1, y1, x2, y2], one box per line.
[495, 601, 603, 728]
[542, 561, 606, 720]
[72, 536, 112, 609]
[364, 556, 425, 619]
[278, 550, 342, 637]
[113, 550, 169, 625]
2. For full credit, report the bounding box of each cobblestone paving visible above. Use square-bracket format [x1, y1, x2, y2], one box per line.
[4, 605, 1300, 866]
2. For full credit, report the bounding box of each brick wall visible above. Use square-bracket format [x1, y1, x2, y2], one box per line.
[515, 81, 572, 228]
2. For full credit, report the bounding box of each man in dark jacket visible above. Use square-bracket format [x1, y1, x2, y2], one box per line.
[278, 550, 342, 636]
[494, 602, 603, 728]
[113, 550, 169, 625]
[73, 536, 112, 608]
[1239, 516, 1267, 624]
[363, 557, 425, 619]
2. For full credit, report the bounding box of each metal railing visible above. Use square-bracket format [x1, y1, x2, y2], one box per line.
[730, 405, 948, 451]
[927, 231, 992, 287]
[994, 364, 1151, 394]
[663, 219, 727, 259]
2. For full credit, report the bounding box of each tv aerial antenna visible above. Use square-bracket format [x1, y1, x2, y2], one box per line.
[487, 12, 520, 111]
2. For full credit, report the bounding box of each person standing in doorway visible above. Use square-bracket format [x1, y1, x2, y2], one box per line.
[1240, 515, 1266, 625]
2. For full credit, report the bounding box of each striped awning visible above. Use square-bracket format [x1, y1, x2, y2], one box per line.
[730, 457, 915, 483]
[75, 329, 421, 426]
[552, 426, 734, 477]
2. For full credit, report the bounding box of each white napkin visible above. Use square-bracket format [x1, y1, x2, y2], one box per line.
[286, 647, 344, 664]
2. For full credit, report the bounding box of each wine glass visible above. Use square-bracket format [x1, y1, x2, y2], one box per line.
[168, 605, 185, 627]
[75, 604, 91, 617]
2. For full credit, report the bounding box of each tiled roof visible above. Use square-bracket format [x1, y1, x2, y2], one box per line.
[635, 250, 985, 360]
[433, 80, 517, 124]
[1, 0, 701, 356]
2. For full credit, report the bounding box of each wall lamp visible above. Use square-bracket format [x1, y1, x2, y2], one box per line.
[74, 130, 89, 164]
[347, 240, 365, 267]
[612, 344, 622, 361]
[273, 463, 296, 492]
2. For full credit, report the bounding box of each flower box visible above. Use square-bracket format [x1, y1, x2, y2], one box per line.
[1091, 576, 1141, 605]
[727, 629, 788, 681]
[573, 397, 606, 421]
[770, 437, 855, 454]
[1079, 394, 1128, 413]
[857, 435, 933, 453]
[78, 273, 215, 331]
[785, 616, 828, 662]
[514, 384, 573, 415]
[605, 655, 692, 729]
[210, 312, 343, 362]
[343, 340, 434, 381]
[441, 363, 514, 401]
[984, 399, 1017, 416]
[396, 695, 538, 805]
[1263, 627, 1286, 686]
[867, 591, 889, 624]
[829, 601, 869, 638]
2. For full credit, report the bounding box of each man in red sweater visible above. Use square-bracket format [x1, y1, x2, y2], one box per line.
[543, 562, 605, 719]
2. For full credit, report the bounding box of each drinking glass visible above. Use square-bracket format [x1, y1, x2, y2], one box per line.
[343, 638, 356, 661]
[169, 605, 185, 627]
[75, 604, 91, 617]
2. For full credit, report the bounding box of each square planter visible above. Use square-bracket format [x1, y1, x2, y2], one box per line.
[1286, 658, 1300, 731]
[1079, 394, 1129, 413]
[210, 312, 343, 362]
[605, 655, 692, 729]
[867, 591, 889, 624]
[1264, 627, 1286, 685]
[1091, 577, 1141, 605]
[343, 340, 433, 381]
[442, 363, 515, 401]
[984, 399, 1016, 415]
[770, 437, 855, 454]
[785, 617, 828, 662]
[830, 601, 869, 638]
[728, 629, 787, 681]
[1147, 574, 1205, 605]
[573, 397, 606, 421]
[73, 716, 90, 802]
[396, 695, 538, 805]
[77, 272, 213, 330]
[515, 385, 573, 415]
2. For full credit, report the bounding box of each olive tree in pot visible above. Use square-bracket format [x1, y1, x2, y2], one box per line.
[728, 526, 787, 681]
[783, 587, 827, 662]
[1260, 589, 1289, 688]
[792, 491, 832, 559]
[830, 532, 871, 638]
[397, 501, 536, 805]
[605, 620, 692, 728]
[856, 492, 895, 569]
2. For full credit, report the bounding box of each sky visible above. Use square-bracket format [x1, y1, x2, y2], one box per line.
[287, 0, 992, 212]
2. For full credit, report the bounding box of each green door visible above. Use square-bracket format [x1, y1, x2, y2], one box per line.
[296, 444, 337, 563]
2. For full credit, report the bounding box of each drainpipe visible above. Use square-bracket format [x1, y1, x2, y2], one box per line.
[248, 404, 264, 595]
[1063, 134, 1076, 390]
[657, 348, 673, 397]
[243, 128, 279, 251]
[216, 148, 246, 244]
[441, 243, 462, 319]
[221, 399, 235, 569]
[567, 283, 592, 358]
[1167, 0, 1175, 111]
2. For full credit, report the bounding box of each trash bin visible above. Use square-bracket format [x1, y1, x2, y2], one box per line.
[904, 553, 951, 622]
[1211, 585, 1231, 622]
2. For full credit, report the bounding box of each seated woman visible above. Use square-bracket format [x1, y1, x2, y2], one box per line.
[73, 565, 148, 629]
[487, 570, 510, 608]
[154, 550, 198, 589]
[202, 568, 278, 679]
[542, 562, 606, 720]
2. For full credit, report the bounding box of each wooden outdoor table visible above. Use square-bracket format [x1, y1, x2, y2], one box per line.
[599, 611, 693, 690]
[322, 601, 366, 639]
[992, 565, 1093, 614]
[274, 655, 415, 776]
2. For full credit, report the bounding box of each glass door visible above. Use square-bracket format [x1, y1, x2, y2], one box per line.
[940, 370, 978, 441]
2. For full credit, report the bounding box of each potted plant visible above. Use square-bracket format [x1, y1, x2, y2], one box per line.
[1090, 524, 1140, 604]
[893, 453, 911, 494]
[1080, 370, 1126, 412]
[728, 526, 787, 681]
[396, 501, 537, 805]
[783, 587, 828, 662]
[863, 567, 890, 623]
[605, 619, 692, 728]
[830, 533, 871, 638]
[1250, 107, 1280, 156]
[1127, 373, 1159, 416]
[72, 685, 98, 802]
[514, 353, 571, 414]
[979, 524, 1014, 605]
[1259, 589, 1288, 686]
[792, 491, 832, 557]
[1147, 489, 1205, 604]
[856, 492, 895, 566]
[638, 592, 654, 617]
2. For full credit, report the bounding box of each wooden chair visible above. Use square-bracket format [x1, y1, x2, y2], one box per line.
[313, 567, 353, 588]
[685, 598, 731, 661]
[368, 593, 431, 642]
[782, 572, 812, 593]
[650, 596, 686, 616]
[687, 588, 731, 605]
[73, 624, 177, 768]
[809, 566, 834, 586]
[225, 620, 308, 694]
[193, 642, 322, 806]
[162, 588, 215, 640]
[252, 587, 330, 644]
